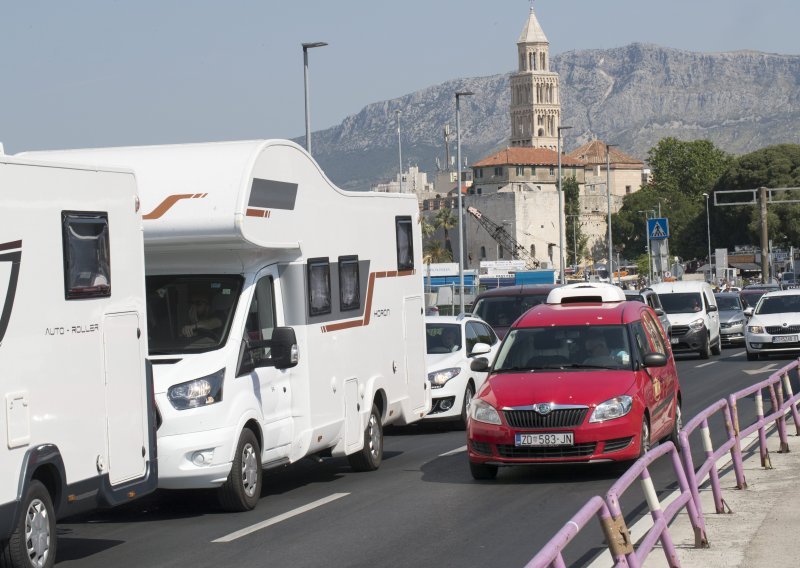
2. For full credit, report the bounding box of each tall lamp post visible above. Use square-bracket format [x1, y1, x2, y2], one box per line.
[606, 143, 618, 283]
[566, 214, 581, 275]
[703, 192, 713, 283]
[637, 209, 656, 284]
[455, 90, 474, 314]
[557, 125, 573, 284]
[302, 41, 328, 154]
[395, 110, 403, 192]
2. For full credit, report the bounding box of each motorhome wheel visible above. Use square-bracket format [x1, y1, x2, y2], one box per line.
[218, 429, 262, 511]
[1, 480, 56, 568]
[348, 404, 383, 471]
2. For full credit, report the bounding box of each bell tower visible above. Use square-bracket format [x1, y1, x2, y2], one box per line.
[510, 4, 560, 149]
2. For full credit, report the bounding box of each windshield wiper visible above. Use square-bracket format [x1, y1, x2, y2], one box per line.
[556, 363, 618, 370]
[493, 366, 536, 373]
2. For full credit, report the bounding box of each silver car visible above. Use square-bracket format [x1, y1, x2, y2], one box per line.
[714, 292, 747, 346]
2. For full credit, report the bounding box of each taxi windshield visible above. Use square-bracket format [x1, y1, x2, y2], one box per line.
[493, 325, 632, 371]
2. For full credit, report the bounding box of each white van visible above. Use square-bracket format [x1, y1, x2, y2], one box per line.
[650, 281, 721, 358]
[0, 156, 157, 568]
[26, 140, 431, 511]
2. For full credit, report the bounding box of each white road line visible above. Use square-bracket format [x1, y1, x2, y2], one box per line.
[212, 493, 349, 543]
[696, 361, 718, 368]
[439, 445, 467, 457]
[730, 351, 745, 357]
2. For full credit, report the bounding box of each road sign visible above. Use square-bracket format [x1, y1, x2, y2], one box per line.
[647, 218, 669, 240]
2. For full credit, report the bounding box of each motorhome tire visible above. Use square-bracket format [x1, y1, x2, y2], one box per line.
[348, 404, 383, 472]
[218, 429, 262, 512]
[1, 480, 56, 568]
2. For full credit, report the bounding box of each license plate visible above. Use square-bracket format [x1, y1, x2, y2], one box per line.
[515, 432, 574, 447]
[671, 337, 679, 344]
[773, 335, 798, 343]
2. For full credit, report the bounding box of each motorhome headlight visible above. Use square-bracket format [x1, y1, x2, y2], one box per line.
[427, 367, 461, 388]
[589, 396, 633, 423]
[748, 325, 765, 334]
[689, 318, 705, 331]
[168, 368, 225, 410]
[469, 399, 502, 425]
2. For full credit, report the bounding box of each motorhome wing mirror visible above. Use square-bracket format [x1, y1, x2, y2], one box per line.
[244, 327, 299, 371]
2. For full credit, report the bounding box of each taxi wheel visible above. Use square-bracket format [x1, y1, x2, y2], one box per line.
[639, 417, 651, 458]
[668, 399, 682, 451]
[469, 461, 498, 480]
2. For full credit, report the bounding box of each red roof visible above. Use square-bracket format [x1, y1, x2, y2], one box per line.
[472, 147, 584, 168]
[567, 140, 643, 167]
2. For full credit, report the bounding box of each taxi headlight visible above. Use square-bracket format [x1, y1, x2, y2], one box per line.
[469, 399, 502, 425]
[589, 396, 633, 423]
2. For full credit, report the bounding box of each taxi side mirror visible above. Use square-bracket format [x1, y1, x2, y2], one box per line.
[643, 352, 667, 368]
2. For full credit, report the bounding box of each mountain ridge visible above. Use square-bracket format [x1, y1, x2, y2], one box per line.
[303, 43, 800, 191]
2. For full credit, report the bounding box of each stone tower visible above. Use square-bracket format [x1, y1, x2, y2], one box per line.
[509, 5, 560, 149]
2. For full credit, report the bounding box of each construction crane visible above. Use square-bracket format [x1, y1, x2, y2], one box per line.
[467, 206, 540, 269]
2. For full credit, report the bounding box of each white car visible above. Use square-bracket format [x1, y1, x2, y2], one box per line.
[745, 290, 800, 360]
[424, 314, 501, 427]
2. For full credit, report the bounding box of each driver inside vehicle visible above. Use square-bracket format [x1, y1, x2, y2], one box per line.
[181, 293, 223, 338]
[583, 332, 628, 366]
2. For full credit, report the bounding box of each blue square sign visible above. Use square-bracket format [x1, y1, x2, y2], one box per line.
[648, 218, 669, 240]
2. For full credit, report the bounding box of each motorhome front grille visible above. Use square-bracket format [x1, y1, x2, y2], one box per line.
[504, 408, 588, 429]
[765, 325, 800, 335]
[496, 442, 596, 459]
[671, 325, 690, 337]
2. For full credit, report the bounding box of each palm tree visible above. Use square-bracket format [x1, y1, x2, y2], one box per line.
[423, 240, 452, 264]
[434, 207, 457, 256]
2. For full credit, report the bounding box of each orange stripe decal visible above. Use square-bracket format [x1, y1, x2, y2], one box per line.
[143, 193, 205, 220]
[319, 269, 416, 333]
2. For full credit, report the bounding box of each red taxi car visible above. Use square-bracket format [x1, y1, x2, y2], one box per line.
[466, 283, 682, 480]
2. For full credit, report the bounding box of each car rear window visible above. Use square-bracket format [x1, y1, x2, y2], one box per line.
[472, 294, 549, 328]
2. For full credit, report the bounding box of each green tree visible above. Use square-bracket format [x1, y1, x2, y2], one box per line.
[712, 144, 800, 250]
[563, 176, 588, 266]
[423, 240, 452, 264]
[613, 138, 732, 260]
[434, 207, 457, 255]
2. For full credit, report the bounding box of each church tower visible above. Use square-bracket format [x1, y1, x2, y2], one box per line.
[510, 5, 560, 149]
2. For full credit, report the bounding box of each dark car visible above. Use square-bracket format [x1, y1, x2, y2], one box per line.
[740, 283, 780, 309]
[624, 288, 671, 337]
[780, 272, 798, 290]
[472, 285, 556, 339]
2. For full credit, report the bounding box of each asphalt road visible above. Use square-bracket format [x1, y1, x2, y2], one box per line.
[54, 347, 796, 568]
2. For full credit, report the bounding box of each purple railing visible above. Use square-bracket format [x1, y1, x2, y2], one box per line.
[524, 496, 629, 568]
[525, 357, 800, 567]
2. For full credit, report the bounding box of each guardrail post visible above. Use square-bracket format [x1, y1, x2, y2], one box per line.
[727, 395, 748, 489]
[755, 390, 773, 468]
[773, 381, 790, 453]
[783, 371, 800, 436]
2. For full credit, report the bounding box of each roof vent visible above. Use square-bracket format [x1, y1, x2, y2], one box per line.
[546, 283, 626, 304]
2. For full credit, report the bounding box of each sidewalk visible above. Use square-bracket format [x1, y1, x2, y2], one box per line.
[651, 428, 800, 567]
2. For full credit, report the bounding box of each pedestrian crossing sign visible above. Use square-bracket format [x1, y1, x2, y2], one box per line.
[647, 218, 669, 240]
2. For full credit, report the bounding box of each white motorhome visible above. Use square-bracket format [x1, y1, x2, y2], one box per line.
[26, 140, 431, 511]
[0, 156, 157, 568]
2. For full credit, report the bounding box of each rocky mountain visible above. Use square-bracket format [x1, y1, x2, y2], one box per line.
[305, 43, 800, 191]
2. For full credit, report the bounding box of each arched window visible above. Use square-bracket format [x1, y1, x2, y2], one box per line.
[480, 246, 486, 259]
[499, 246, 505, 259]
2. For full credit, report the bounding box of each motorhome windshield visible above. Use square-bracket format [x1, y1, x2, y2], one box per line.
[146, 275, 244, 354]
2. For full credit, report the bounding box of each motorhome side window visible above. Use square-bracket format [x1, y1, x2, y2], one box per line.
[308, 258, 332, 316]
[61, 212, 111, 299]
[240, 276, 277, 370]
[395, 216, 414, 271]
[338, 255, 360, 311]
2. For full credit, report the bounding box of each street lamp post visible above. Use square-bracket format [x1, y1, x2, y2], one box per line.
[302, 41, 328, 154]
[606, 143, 618, 284]
[566, 214, 580, 276]
[395, 110, 403, 193]
[455, 90, 474, 315]
[557, 125, 573, 284]
[703, 192, 713, 283]
[637, 209, 656, 284]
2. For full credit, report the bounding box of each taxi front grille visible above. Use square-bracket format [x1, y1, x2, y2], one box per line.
[496, 442, 596, 459]
[504, 408, 588, 429]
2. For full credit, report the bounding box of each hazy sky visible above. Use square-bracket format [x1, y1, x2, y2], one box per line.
[1, 0, 797, 154]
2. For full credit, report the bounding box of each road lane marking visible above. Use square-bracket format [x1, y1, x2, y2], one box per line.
[439, 445, 467, 457]
[212, 493, 349, 543]
[730, 351, 745, 357]
[743, 363, 778, 375]
[696, 361, 718, 368]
